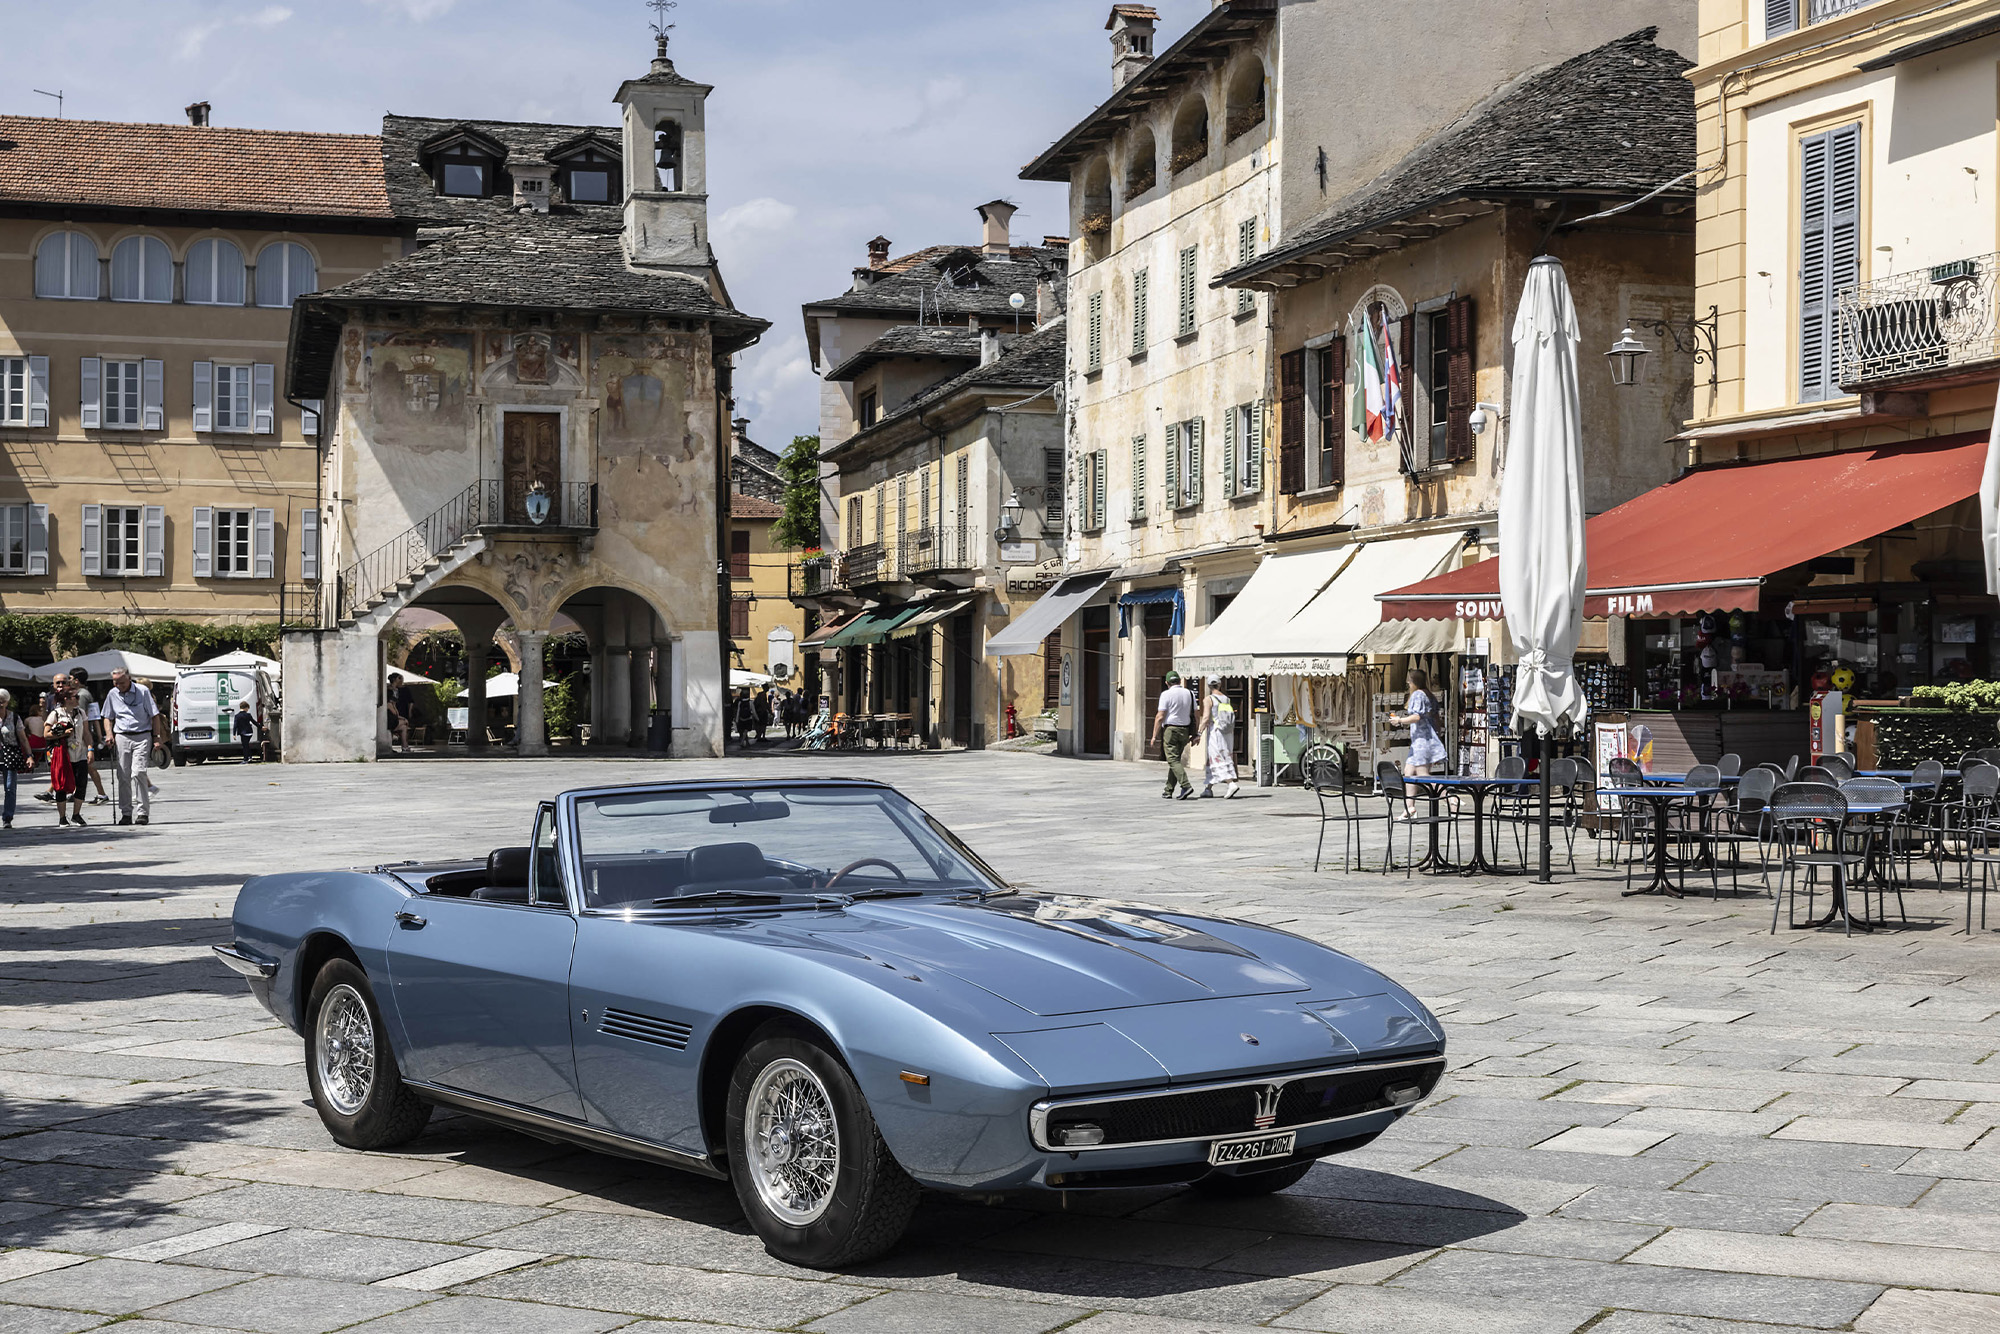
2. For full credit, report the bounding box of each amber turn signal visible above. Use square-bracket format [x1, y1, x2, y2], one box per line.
[899, 1071, 930, 1086]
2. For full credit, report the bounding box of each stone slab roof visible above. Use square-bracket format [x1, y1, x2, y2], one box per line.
[0, 115, 392, 223]
[1219, 29, 1693, 288]
[805, 244, 1066, 322]
[382, 113, 621, 223]
[823, 321, 1065, 462]
[824, 325, 983, 382]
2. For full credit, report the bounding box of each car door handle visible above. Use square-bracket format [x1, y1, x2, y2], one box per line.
[394, 911, 427, 929]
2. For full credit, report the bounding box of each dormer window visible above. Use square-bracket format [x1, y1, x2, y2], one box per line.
[442, 155, 486, 197]
[548, 139, 621, 205]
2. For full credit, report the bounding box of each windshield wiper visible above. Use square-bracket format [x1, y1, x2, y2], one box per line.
[652, 889, 801, 908]
[833, 887, 928, 901]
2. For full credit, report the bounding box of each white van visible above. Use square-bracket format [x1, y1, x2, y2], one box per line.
[171, 668, 279, 764]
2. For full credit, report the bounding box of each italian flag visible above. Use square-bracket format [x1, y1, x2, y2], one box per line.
[1353, 313, 1392, 442]
[1379, 309, 1403, 442]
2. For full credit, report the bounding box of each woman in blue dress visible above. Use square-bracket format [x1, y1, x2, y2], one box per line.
[1395, 668, 1449, 779]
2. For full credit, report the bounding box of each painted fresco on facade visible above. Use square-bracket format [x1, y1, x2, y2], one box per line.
[366, 331, 471, 454]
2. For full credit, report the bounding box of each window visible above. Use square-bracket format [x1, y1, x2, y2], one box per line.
[110, 236, 171, 303]
[1164, 417, 1204, 508]
[301, 399, 322, 436]
[1767, 0, 1874, 38]
[214, 364, 252, 431]
[1236, 220, 1257, 315]
[1079, 449, 1107, 532]
[729, 528, 750, 579]
[101, 360, 142, 428]
[195, 361, 273, 435]
[1799, 122, 1862, 404]
[1422, 309, 1452, 465]
[874, 482, 886, 543]
[0, 505, 48, 576]
[1043, 630, 1062, 706]
[101, 505, 143, 575]
[204, 507, 262, 577]
[858, 390, 878, 429]
[730, 596, 751, 638]
[1314, 340, 1345, 489]
[186, 238, 246, 305]
[35, 230, 98, 300]
[1131, 268, 1149, 355]
[1223, 402, 1262, 498]
[1177, 245, 1198, 337]
[0, 357, 33, 426]
[1086, 291, 1104, 371]
[1129, 433, 1147, 522]
[561, 146, 619, 204]
[255, 243, 316, 308]
[845, 495, 863, 547]
[441, 153, 487, 197]
[1044, 447, 1063, 524]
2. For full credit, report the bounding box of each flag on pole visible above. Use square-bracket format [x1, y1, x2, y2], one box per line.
[1358, 316, 1386, 441]
[1380, 309, 1403, 442]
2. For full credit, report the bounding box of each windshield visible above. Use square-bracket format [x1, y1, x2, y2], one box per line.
[571, 784, 1003, 910]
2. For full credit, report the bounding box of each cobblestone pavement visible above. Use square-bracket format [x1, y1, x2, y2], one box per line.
[8, 751, 2000, 1332]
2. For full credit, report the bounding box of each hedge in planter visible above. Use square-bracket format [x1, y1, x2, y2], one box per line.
[1870, 709, 2000, 768]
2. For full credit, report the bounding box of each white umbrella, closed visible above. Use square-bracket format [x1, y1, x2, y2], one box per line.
[1499, 255, 1590, 882]
[1981, 376, 2000, 598]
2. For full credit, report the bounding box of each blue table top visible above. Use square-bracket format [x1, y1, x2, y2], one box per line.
[1596, 785, 1721, 799]
[1404, 776, 1537, 788]
[1858, 769, 1960, 779]
[1643, 772, 1741, 784]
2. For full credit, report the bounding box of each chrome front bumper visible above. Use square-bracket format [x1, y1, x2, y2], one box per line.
[212, 942, 278, 980]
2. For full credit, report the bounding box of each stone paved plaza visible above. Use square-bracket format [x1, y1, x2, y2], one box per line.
[9, 751, 2000, 1333]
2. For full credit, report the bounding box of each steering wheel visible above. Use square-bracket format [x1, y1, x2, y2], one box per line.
[825, 857, 909, 890]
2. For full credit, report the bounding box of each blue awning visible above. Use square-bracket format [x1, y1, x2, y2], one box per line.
[1118, 588, 1183, 638]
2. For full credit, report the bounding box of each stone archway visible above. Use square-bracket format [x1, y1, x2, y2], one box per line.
[554, 584, 682, 754]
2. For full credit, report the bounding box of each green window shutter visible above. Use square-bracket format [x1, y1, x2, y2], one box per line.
[1130, 433, 1146, 520]
[1178, 245, 1197, 336]
[1246, 400, 1263, 492]
[1236, 219, 1256, 314]
[1087, 291, 1104, 371]
[1131, 269, 1148, 355]
[1092, 450, 1107, 530]
[1222, 406, 1237, 497]
[1186, 417, 1204, 504]
[1164, 421, 1181, 506]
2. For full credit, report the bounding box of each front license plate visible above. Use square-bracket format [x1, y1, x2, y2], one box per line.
[1207, 1131, 1296, 1166]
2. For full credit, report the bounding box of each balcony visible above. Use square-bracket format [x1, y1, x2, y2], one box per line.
[1836, 254, 2000, 392]
[843, 540, 894, 588]
[900, 525, 981, 582]
[790, 552, 845, 601]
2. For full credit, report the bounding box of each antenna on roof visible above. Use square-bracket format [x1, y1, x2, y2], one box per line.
[32, 89, 62, 119]
[647, 0, 677, 57]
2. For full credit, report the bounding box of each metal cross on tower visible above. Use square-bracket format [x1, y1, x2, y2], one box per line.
[648, 0, 677, 56]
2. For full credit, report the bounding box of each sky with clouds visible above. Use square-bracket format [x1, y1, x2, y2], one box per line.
[2, 0, 1214, 447]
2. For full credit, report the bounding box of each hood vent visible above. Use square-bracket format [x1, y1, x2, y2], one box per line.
[599, 1007, 692, 1050]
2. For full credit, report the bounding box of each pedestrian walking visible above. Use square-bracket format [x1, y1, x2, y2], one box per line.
[69, 667, 112, 808]
[387, 673, 414, 753]
[1147, 670, 1196, 800]
[0, 689, 34, 829]
[733, 690, 757, 748]
[44, 682, 89, 827]
[754, 687, 773, 743]
[103, 667, 160, 826]
[1197, 678, 1241, 799]
[1392, 669, 1448, 780]
[233, 700, 259, 762]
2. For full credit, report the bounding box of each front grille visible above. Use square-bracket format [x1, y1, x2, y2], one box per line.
[599, 1007, 691, 1050]
[1039, 1056, 1445, 1149]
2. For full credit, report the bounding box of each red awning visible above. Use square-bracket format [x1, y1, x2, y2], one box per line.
[1378, 433, 1989, 620]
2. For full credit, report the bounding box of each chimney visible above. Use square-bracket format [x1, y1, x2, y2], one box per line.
[867, 235, 892, 269]
[185, 101, 212, 127]
[731, 416, 751, 455]
[1106, 6, 1158, 90]
[980, 329, 1002, 366]
[1036, 276, 1060, 326]
[1042, 235, 1070, 249]
[976, 199, 1016, 255]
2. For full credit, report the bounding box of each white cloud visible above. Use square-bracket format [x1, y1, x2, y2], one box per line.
[360, 0, 458, 18]
[715, 196, 799, 259]
[177, 5, 292, 59]
[734, 335, 819, 440]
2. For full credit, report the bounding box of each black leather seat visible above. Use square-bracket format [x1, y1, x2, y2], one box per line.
[677, 841, 793, 898]
[475, 846, 559, 904]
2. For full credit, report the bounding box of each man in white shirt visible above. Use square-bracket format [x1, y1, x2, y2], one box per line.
[1148, 670, 1196, 800]
[102, 668, 161, 826]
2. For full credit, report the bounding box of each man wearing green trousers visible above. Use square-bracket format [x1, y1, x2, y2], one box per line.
[1150, 670, 1196, 800]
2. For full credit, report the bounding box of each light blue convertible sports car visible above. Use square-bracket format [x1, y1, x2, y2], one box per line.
[217, 778, 1446, 1267]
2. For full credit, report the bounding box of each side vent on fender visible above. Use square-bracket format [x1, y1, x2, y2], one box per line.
[599, 1007, 693, 1050]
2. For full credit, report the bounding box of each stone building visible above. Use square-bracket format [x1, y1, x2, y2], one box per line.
[281, 42, 767, 760]
[0, 110, 395, 636]
[726, 418, 805, 684]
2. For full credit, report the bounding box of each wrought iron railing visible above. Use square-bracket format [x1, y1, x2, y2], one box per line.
[1808, 0, 1870, 21]
[278, 582, 320, 631]
[1835, 253, 2000, 388]
[337, 481, 499, 623]
[901, 525, 981, 576]
[790, 552, 844, 599]
[844, 540, 892, 586]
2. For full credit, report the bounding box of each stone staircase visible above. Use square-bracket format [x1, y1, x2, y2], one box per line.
[337, 481, 500, 632]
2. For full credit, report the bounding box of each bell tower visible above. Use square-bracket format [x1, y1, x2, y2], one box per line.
[616, 20, 713, 275]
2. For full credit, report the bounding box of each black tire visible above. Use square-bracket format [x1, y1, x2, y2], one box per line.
[725, 1024, 919, 1269]
[171, 748, 186, 768]
[303, 958, 431, 1150]
[1193, 1159, 1316, 1197]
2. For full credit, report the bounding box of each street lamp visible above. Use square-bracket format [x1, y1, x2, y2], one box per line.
[995, 489, 1024, 546]
[1604, 327, 1651, 387]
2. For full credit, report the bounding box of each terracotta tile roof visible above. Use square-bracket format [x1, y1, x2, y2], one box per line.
[0, 115, 392, 220]
[731, 492, 784, 519]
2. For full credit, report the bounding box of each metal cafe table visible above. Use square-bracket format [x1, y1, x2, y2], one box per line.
[1403, 776, 1539, 876]
[1793, 793, 1905, 933]
[1594, 783, 1722, 898]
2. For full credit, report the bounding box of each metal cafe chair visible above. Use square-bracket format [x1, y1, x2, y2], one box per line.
[1546, 756, 1584, 872]
[1796, 765, 1840, 786]
[1717, 753, 1744, 778]
[1308, 754, 1379, 873]
[1488, 754, 1533, 865]
[1818, 753, 1855, 781]
[1937, 763, 2000, 876]
[1769, 784, 1870, 936]
[1602, 755, 1658, 871]
[1840, 777, 1912, 924]
[1707, 765, 1778, 894]
[1375, 761, 1460, 878]
[1783, 755, 1801, 781]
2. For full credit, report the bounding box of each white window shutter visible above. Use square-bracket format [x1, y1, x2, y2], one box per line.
[252, 363, 275, 434]
[253, 508, 274, 579]
[143, 505, 165, 577]
[1246, 400, 1263, 492]
[300, 506, 319, 580]
[1765, 0, 1797, 39]
[301, 398, 321, 436]
[1187, 417, 1204, 504]
[1222, 407, 1237, 497]
[80, 504, 101, 576]
[79, 357, 101, 429]
[26, 505, 48, 576]
[192, 506, 213, 578]
[192, 361, 213, 432]
[1164, 422, 1180, 505]
[27, 356, 48, 428]
[142, 359, 164, 430]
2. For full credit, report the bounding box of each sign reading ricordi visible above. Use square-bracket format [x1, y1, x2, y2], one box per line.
[1006, 558, 1064, 596]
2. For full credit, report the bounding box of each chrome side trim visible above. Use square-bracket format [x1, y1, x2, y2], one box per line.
[212, 943, 278, 980]
[404, 1081, 729, 1180]
[1027, 1053, 1443, 1152]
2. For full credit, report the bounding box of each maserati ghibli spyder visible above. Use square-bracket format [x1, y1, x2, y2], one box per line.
[215, 778, 1446, 1266]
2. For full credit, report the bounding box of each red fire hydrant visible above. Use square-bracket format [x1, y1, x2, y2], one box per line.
[1004, 703, 1020, 739]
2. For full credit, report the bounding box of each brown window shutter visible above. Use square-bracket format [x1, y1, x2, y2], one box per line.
[1446, 296, 1474, 461]
[1278, 349, 1306, 494]
[1327, 336, 1347, 489]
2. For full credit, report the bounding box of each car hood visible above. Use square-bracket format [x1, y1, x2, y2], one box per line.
[817, 893, 1325, 1017]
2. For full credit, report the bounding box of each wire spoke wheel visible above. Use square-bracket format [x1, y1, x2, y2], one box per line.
[745, 1058, 841, 1225]
[314, 983, 376, 1116]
